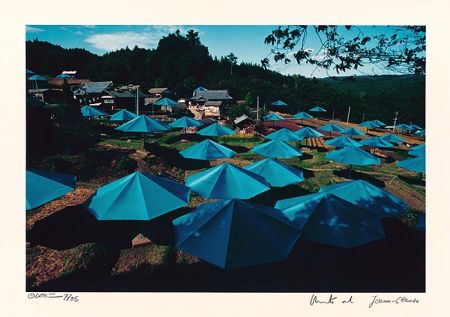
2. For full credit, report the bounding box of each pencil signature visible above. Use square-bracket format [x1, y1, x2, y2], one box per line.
[27, 293, 79, 302]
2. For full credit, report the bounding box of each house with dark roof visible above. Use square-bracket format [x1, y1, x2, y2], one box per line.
[148, 87, 172, 96]
[73, 81, 114, 105]
[189, 89, 233, 118]
[101, 89, 148, 112]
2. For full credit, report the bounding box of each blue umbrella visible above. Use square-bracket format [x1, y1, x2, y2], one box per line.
[116, 115, 169, 133]
[197, 123, 235, 137]
[56, 73, 72, 78]
[409, 144, 425, 157]
[293, 112, 313, 119]
[395, 123, 413, 133]
[341, 127, 366, 137]
[80, 105, 107, 117]
[87, 171, 190, 220]
[295, 127, 324, 139]
[415, 130, 425, 136]
[275, 192, 386, 248]
[371, 120, 386, 127]
[264, 112, 285, 122]
[360, 137, 394, 149]
[194, 86, 208, 92]
[396, 156, 425, 173]
[252, 140, 302, 159]
[169, 116, 202, 128]
[172, 199, 300, 269]
[265, 128, 302, 142]
[109, 109, 138, 121]
[27, 74, 47, 89]
[154, 97, 178, 106]
[180, 139, 236, 160]
[244, 158, 304, 187]
[319, 123, 345, 135]
[309, 106, 326, 112]
[185, 162, 270, 199]
[271, 100, 288, 106]
[319, 180, 407, 218]
[359, 121, 380, 133]
[325, 136, 363, 148]
[379, 133, 405, 144]
[410, 124, 423, 131]
[26, 168, 76, 211]
[26, 69, 35, 75]
[326, 147, 381, 166]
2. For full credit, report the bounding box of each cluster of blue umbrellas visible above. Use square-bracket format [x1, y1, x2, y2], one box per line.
[396, 144, 425, 174]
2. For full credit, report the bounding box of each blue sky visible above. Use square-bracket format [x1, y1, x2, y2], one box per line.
[26, 25, 404, 77]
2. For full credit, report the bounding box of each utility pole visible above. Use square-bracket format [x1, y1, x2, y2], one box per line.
[136, 86, 139, 115]
[346, 106, 351, 125]
[256, 96, 260, 123]
[393, 111, 399, 132]
[362, 113, 365, 123]
[331, 108, 335, 121]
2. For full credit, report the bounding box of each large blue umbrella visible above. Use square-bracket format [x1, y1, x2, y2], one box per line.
[293, 112, 313, 119]
[169, 116, 202, 128]
[275, 192, 386, 248]
[325, 136, 363, 148]
[252, 140, 302, 159]
[87, 171, 190, 220]
[309, 106, 326, 112]
[395, 123, 413, 133]
[154, 97, 178, 106]
[396, 156, 425, 173]
[26, 168, 76, 211]
[80, 105, 107, 117]
[116, 115, 169, 133]
[264, 112, 285, 122]
[409, 144, 425, 157]
[172, 199, 300, 269]
[319, 123, 345, 135]
[410, 124, 423, 131]
[360, 137, 394, 149]
[341, 127, 366, 137]
[185, 162, 270, 199]
[27, 74, 47, 89]
[318, 180, 407, 218]
[271, 100, 287, 106]
[326, 147, 381, 166]
[197, 123, 235, 137]
[244, 158, 304, 187]
[56, 73, 72, 78]
[371, 120, 386, 127]
[180, 139, 236, 160]
[265, 128, 302, 142]
[109, 109, 138, 121]
[295, 127, 324, 139]
[359, 121, 380, 133]
[380, 133, 405, 144]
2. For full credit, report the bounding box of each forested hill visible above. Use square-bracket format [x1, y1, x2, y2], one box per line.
[26, 32, 425, 126]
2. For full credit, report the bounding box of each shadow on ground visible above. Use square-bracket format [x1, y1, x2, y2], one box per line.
[333, 169, 385, 188]
[145, 143, 210, 170]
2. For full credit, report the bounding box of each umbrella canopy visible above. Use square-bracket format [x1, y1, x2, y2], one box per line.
[27, 74, 47, 81]
[326, 147, 381, 166]
[379, 133, 405, 144]
[341, 127, 366, 137]
[395, 123, 413, 131]
[271, 100, 288, 106]
[87, 171, 190, 220]
[169, 116, 202, 128]
[325, 136, 363, 148]
[185, 162, 270, 199]
[295, 127, 324, 139]
[26, 168, 76, 211]
[275, 192, 386, 248]
[179, 139, 236, 160]
[265, 128, 302, 142]
[360, 137, 394, 148]
[109, 109, 138, 121]
[264, 112, 285, 121]
[318, 180, 407, 217]
[396, 156, 425, 173]
[195, 86, 208, 92]
[293, 112, 313, 119]
[244, 158, 304, 187]
[116, 115, 169, 133]
[197, 123, 236, 137]
[359, 121, 380, 129]
[154, 97, 178, 106]
[80, 105, 107, 117]
[319, 123, 345, 133]
[309, 106, 326, 112]
[371, 120, 386, 127]
[415, 130, 425, 136]
[56, 73, 72, 78]
[410, 124, 423, 131]
[252, 140, 302, 159]
[172, 199, 300, 269]
[409, 144, 425, 157]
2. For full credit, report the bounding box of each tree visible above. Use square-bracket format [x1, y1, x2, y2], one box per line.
[262, 25, 425, 75]
[243, 91, 254, 106]
[226, 104, 250, 119]
[225, 53, 238, 75]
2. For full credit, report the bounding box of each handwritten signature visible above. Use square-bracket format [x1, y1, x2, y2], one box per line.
[310, 294, 354, 305]
[368, 295, 419, 308]
[27, 293, 79, 302]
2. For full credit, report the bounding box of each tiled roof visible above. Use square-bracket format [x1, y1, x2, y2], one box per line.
[148, 87, 170, 94]
[191, 90, 233, 101]
[105, 90, 148, 98]
[204, 101, 223, 106]
[234, 114, 254, 125]
[80, 81, 113, 94]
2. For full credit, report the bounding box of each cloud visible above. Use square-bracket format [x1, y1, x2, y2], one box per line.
[26, 26, 44, 33]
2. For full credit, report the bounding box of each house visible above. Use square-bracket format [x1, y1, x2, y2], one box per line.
[101, 89, 148, 112]
[73, 81, 113, 105]
[48, 78, 91, 90]
[189, 89, 233, 118]
[234, 114, 256, 134]
[148, 87, 172, 98]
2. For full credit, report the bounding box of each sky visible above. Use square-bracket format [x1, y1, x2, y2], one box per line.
[26, 25, 406, 78]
